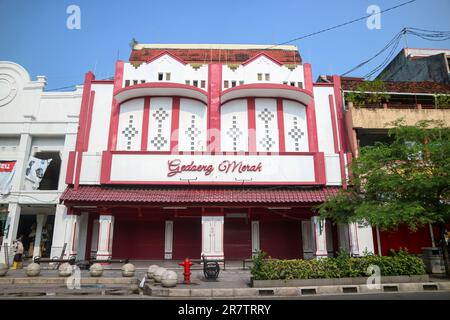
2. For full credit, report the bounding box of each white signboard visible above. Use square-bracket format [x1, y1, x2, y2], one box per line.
[109, 154, 316, 183]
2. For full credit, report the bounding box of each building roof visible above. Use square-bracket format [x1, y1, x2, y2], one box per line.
[129, 43, 302, 66]
[61, 185, 339, 205]
[318, 76, 450, 94]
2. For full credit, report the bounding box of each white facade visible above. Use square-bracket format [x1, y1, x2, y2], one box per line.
[0, 61, 82, 263]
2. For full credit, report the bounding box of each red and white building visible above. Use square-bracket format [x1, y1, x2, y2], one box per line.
[58, 44, 375, 261]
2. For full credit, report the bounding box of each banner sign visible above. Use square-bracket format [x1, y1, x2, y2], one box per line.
[0, 161, 16, 195]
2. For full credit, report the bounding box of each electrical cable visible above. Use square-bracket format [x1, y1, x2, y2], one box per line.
[265, 0, 417, 49]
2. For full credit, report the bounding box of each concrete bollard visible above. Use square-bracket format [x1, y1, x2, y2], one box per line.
[147, 265, 159, 279]
[122, 263, 136, 277]
[0, 263, 8, 276]
[153, 267, 167, 283]
[89, 263, 104, 277]
[161, 270, 178, 287]
[58, 263, 73, 277]
[26, 263, 41, 277]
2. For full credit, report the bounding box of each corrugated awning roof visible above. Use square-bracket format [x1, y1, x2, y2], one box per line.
[61, 185, 339, 205]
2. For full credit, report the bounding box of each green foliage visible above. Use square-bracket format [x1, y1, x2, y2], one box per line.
[435, 95, 450, 108]
[316, 120, 450, 231]
[250, 249, 426, 280]
[345, 80, 391, 107]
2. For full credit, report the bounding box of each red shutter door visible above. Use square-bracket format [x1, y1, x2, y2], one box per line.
[112, 220, 165, 259]
[224, 218, 252, 259]
[172, 219, 202, 260]
[260, 220, 302, 259]
[379, 224, 432, 255]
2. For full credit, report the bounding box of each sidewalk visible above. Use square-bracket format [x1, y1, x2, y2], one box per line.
[1, 260, 450, 298]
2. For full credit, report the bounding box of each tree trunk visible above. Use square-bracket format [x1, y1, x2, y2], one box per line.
[439, 223, 450, 278]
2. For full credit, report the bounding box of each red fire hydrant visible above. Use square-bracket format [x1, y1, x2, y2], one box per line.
[179, 258, 193, 284]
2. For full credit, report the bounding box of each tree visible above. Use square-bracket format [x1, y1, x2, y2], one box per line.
[317, 120, 450, 276]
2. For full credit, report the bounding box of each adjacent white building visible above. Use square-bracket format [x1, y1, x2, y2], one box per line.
[0, 61, 82, 264]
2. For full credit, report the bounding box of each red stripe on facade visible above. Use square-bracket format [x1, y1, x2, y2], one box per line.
[247, 97, 256, 152]
[276, 98, 286, 153]
[328, 94, 339, 154]
[207, 63, 222, 152]
[83, 91, 96, 151]
[100, 150, 112, 184]
[332, 75, 347, 152]
[314, 152, 326, 185]
[65, 152, 76, 185]
[107, 61, 124, 151]
[303, 64, 319, 153]
[339, 151, 347, 189]
[141, 97, 151, 151]
[73, 72, 95, 190]
[170, 97, 180, 152]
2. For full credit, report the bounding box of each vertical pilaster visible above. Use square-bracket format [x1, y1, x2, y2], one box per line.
[348, 223, 360, 256]
[201, 216, 224, 259]
[164, 220, 173, 259]
[0, 203, 21, 264]
[64, 213, 80, 258]
[96, 215, 114, 261]
[311, 216, 328, 258]
[251, 221, 260, 255]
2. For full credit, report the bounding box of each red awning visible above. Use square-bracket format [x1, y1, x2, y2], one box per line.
[61, 185, 340, 205]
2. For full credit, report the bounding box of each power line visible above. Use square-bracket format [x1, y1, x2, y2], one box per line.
[342, 27, 450, 78]
[266, 0, 417, 49]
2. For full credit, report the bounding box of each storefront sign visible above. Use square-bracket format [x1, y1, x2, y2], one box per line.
[109, 154, 318, 184]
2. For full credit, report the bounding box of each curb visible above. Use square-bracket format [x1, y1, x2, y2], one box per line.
[0, 277, 138, 285]
[146, 282, 450, 297]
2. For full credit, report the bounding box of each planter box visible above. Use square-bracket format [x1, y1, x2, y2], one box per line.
[251, 275, 429, 288]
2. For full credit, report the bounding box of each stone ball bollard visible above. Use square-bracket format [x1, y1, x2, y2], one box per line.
[0, 263, 8, 276]
[161, 270, 178, 288]
[121, 263, 136, 277]
[89, 263, 104, 277]
[153, 267, 167, 283]
[58, 263, 73, 277]
[26, 263, 41, 277]
[147, 265, 159, 279]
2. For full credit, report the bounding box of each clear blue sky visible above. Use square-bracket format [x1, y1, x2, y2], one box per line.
[1, 0, 449, 90]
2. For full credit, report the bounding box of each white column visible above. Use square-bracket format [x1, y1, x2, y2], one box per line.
[164, 220, 173, 260]
[201, 216, 224, 259]
[311, 216, 328, 258]
[64, 214, 80, 258]
[251, 221, 260, 255]
[50, 204, 68, 258]
[348, 223, 360, 256]
[96, 215, 114, 261]
[0, 203, 21, 264]
[32, 214, 46, 258]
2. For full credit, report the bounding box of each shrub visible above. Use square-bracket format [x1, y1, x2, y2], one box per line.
[251, 249, 426, 280]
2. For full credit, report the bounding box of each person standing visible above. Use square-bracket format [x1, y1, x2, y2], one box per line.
[11, 236, 24, 269]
